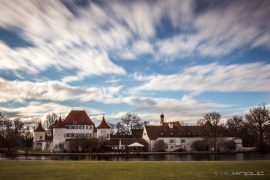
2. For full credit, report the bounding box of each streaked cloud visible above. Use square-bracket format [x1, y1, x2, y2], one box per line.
[0, 0, 269, 123]
[136, 62, 270, 93]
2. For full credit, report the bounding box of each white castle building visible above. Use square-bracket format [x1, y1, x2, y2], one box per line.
[33, 110, 110, 151]
[33, 110, 242, 152]
[142, 113, 243, 152]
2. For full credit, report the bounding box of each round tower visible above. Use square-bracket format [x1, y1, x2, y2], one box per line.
[53, 116, 66, 151]
[97, 115, 111, 141]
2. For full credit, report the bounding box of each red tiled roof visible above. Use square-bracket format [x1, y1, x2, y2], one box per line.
[63, 110, 94, 125]
[145, 125, 232, 140]
[54, 116, 66, 128]
[161, 121, 181, 127]
[34, 122, 45, 132]
[97, 116, 110, 129]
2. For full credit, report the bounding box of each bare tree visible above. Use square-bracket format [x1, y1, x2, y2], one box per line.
[115, 122, 127, 135]
[226, 115, 244, 137]
[45, 113, 58, 136]
[202, 112, 221, 152]
[120, 113, 143, 135]
[245, 104, 270, 152]
[0, 113, 24, 154]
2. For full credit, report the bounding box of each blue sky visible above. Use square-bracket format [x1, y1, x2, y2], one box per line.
[0, 0, 269, 124]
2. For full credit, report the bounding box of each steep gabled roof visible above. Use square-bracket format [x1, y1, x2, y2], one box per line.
[54, 116, 66, 128]
[34, 122, 45, 132]
[63, 110, 94, 125]
[97, 116, 110, 129]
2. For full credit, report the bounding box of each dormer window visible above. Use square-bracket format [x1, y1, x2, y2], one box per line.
[40, 135, 43, 140]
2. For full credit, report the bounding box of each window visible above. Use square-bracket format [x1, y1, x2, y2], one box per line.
[89, 125, 92, 129]
[39, 135, 43, 140]
[171, 146, 174, 149]
[181, 139, 186, 143]
[107, 134, 109, 138]
[170, 139, 174, 143]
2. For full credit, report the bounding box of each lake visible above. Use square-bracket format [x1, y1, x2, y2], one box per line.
[1, 152, 270, 161]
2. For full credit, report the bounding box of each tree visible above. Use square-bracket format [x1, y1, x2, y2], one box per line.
[0, 113, 24, 154]
[69, 137, 98, 152]
[120, 113, 143, 135]
[226, 115, 257, 147]
[226, 115, 244, 137]
[201, 112, 221, 152]
[191, 140, 210, 151]
[153, 140, 166, 152]
[115, 122, 127, 135]
[107, 122, 117, 135]
[45, 113, 58, 136]
[14, 118, 24, 136]
[245, 104, 270, 152]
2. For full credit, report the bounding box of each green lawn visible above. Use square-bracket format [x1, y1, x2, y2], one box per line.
[0, 160, 269, 180]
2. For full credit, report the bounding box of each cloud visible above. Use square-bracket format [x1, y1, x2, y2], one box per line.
[156, 0, 270, 59]
[0, 101, 102, 122]
[0, 77, 123, 103]
[136, 62, 270, 93]
[126, 95, 232, 124]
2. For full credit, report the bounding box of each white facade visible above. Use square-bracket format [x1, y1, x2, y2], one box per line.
[33, 131, 45, 142]
[97, 128, 111, 141]
[142, 125, 243, 152]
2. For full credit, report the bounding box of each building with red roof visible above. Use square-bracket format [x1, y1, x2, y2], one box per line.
[33, 110, 113, 151]
[97, 115, 111, 140]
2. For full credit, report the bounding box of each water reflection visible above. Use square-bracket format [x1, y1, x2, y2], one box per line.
[1, 152, 270, 161]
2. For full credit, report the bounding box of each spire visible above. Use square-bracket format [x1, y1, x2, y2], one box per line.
[58, 114, 62, 122]
[97, 115, 110, 129]
[34, 122, 45, 132]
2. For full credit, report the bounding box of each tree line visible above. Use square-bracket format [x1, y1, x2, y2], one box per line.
[195, 104, 270, 152]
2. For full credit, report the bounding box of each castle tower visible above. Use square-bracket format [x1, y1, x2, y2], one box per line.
[33, 122, 46, 150]
[160, 113, 164, 126]
[33, 122, 45, 141]
[97, 115, 111, 141]
[53, 116, 66, 151]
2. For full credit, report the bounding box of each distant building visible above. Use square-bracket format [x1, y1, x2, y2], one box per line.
[142, 114, 243, 152]
[33, 110, 111, 151]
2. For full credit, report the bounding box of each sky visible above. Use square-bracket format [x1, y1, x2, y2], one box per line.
[0, 0, 270, 125]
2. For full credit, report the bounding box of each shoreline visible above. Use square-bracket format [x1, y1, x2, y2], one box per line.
[9, 150, 257, 156]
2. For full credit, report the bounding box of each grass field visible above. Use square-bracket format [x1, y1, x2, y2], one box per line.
[0, 160, 269, 180]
